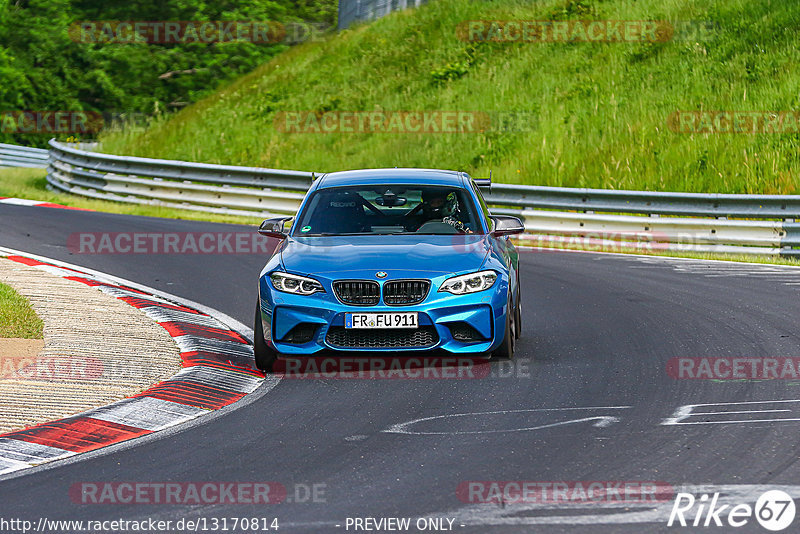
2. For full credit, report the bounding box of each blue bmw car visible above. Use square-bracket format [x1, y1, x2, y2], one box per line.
[254, 168, 524, 371]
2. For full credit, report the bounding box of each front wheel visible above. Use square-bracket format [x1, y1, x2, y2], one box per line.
[254, 301, 278, 372]
[514, 284, 522, 340]
[493, 294, 516, 360]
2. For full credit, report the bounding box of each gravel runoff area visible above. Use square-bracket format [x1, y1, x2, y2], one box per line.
[0, 257, 181, 433]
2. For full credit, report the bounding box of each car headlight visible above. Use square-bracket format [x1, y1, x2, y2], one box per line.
[270, 272, 325, 295]
[439, 270, 497, 295]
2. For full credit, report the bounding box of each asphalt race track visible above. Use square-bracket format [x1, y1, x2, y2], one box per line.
[3, 203, 800, 533]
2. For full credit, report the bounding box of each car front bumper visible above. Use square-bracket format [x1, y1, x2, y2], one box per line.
[258, 272, 509, 355]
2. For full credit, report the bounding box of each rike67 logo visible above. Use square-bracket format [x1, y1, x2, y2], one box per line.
[668, 490, 796, 531]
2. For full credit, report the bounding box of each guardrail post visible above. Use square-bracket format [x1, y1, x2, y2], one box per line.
[1, 139, 794, 257]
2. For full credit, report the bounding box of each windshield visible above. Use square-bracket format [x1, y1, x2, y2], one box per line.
[293, 185, 482, 236]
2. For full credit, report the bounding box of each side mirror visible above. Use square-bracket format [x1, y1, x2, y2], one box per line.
[258, 216, 294, 239]
[490, 215, 525, 237]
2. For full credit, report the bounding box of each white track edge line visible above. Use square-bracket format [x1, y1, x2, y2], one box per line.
[515, 244, 800, 271]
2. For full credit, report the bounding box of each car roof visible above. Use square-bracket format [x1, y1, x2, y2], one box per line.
[314, 168, 469, 190]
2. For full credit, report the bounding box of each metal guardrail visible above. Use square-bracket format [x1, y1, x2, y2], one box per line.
[0, 143, 49, 168]
[338, 0, 427, 30]
[483, 185, 800, 257]
[485, 184, 800, 219]
[515, 209, 799, 257]
[46, 139, 312, 217]
[0, 140, 795, 257]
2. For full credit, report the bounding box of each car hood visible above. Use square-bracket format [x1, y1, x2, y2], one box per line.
[280, 234, 491, 276]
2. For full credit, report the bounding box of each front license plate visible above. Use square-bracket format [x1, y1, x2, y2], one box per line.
[345, 312, 418, 329]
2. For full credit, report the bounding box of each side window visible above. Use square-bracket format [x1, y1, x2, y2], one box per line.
[470, 181, 493, 233]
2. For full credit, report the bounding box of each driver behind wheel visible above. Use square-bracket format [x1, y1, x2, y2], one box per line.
[408, 190, 470, 232]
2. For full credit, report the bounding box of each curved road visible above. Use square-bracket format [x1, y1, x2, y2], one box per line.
[2, 203, 800, 533]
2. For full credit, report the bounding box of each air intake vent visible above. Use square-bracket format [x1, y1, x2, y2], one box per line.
[281, 324, 318, 344]
[448, 322, 486, 342]
[383, 280, 430, 306]
[326, 326, 438, 349]
[333, 280, 380, 306]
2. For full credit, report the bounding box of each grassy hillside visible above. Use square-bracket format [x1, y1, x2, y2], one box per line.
[100, 0, 800, 194]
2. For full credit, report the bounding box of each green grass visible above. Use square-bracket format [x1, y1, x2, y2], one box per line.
[99, 0, 800, 194]
[641, 251, 800, 267]
[0, 167, 261, 225]
[0, 282, 43, 339]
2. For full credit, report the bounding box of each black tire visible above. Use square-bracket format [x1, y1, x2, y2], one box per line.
[493, 293, 516, 360]
[514, 275, 522, 340]
[254, 301, 278, 372]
